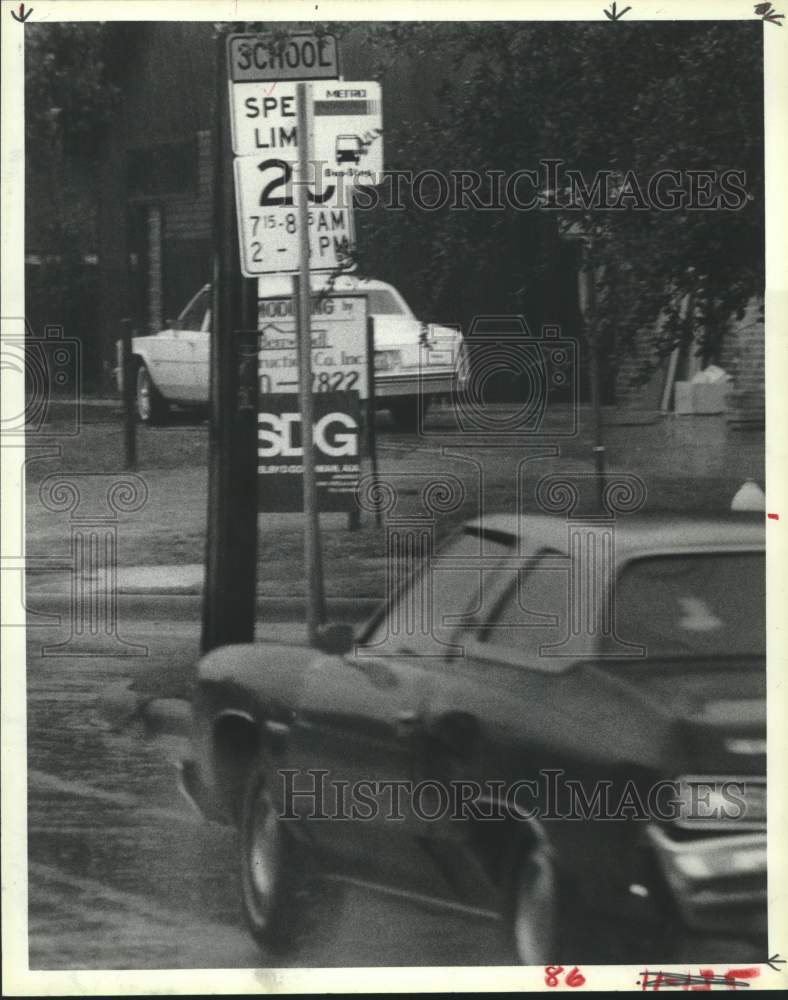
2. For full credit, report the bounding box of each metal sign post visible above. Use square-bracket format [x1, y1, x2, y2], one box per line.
[365, 314, 382, 528]
[220, 34, 367, 645]
[295, 82, 326, 644]
[577, 235, 606, 513]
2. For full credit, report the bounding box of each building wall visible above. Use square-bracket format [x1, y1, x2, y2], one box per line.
[614, 295, 765, 412]
[715, 297, 765, 410]
[97, 24, 215, 350]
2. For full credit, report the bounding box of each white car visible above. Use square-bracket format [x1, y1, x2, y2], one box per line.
[119, 277, 465, 432]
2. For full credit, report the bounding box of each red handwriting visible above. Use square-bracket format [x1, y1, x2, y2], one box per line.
[639, 967, 760, 990]
[768, 513, 779, 520]
[546, 965, 587, 988]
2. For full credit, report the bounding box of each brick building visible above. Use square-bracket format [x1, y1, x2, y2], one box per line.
[615, 297, 765, 418]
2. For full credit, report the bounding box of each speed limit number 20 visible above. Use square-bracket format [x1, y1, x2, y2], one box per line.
[234, 156, 355, 276]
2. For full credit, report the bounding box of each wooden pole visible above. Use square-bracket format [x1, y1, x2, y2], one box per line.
[120, 317, 136, 470]
[201, 31, 258, 653]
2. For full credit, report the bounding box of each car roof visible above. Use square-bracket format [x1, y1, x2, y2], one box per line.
[256, 275, 399, 298]
[192, 277, 402, 303]
[462, 512, 765, 560]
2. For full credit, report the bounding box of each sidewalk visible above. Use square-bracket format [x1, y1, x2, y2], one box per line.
[24, 410, 764, 603]
[25, 578, 379, 624]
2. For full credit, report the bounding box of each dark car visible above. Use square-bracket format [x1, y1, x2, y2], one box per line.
[179, 513, 766, 963]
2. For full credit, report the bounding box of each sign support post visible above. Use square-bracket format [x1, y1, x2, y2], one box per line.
[119, 317, 137, 471]
[295, 82, 326, 644]
[578, 236, 606, 513]
[366, 315, 382, 528]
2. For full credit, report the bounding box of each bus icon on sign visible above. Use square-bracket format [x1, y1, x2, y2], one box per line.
[335, 135, 364, 164]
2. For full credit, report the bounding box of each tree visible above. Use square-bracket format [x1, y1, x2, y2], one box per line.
[25, 23, 120, 388]
[353, 21, 763, 388]
[25, 22, 119, 154]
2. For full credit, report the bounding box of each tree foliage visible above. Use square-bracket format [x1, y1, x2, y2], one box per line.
[24, 24, 117, 387]
[354, 21, 763, 383]
[25, 22, 120, 154]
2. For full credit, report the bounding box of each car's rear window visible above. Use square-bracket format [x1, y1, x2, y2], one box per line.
[614, 552, 765, 657]
[366, 289, 406, 315]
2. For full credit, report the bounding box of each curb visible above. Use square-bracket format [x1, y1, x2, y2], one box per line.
[25, 592, 380, 624]
[41, 399, 123, 424]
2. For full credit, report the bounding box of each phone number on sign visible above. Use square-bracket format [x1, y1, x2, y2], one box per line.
[259, 370, 360, 394]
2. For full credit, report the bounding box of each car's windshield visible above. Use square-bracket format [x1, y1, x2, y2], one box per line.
[176, 288, 210, 331]
[366, 289, 407, 316]
[614, 552, 765, 657]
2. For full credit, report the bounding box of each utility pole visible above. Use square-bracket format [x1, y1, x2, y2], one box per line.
[201, 30, 258, 653]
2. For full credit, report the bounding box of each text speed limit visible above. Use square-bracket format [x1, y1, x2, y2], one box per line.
[234, 156, 355, 275]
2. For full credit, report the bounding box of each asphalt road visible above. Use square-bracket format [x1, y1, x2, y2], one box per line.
[20, 411, 766, 971]
[25, 610, 511, 970]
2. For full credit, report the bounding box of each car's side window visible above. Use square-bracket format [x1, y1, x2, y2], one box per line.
[360, 529, 514, 654]
[177, 288, 210, 331]
[479, 550, 569, 660]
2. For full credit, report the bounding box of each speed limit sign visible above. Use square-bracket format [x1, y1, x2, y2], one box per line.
[233, 156, 355, 275]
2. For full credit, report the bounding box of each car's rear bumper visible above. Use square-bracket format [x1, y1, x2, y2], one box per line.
[374, 370, 459, 399]
[645, 824, 767, 939]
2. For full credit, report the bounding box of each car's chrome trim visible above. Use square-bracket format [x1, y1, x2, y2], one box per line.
[214, 708, 255, 725]
[263, 720, 290, 737]
[175, 759, 209, 820]
[697, 701, 765, 725]
[374, 375, 458, 397]
[725, 737, 767, 755]
[645, 823, 766, 854]
[691, 888, 768, 908]
[673, 774, 766, 832]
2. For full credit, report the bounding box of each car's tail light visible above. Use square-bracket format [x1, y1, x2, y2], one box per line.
[374, 350, 402, 372]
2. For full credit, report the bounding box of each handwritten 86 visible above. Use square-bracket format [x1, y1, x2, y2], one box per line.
[545, 965, 586, 988]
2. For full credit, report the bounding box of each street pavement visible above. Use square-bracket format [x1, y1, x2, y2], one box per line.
[19, 408, 766, 970]
[25, 608, 512, 970]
